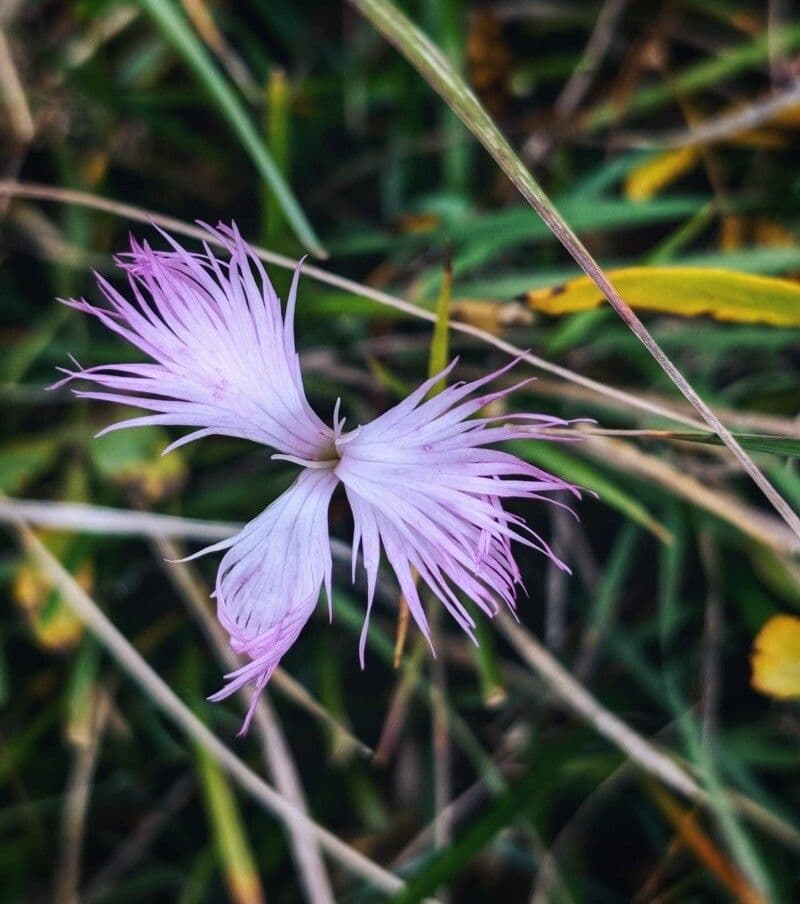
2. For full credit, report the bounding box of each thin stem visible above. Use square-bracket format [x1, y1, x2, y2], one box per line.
[524, 0, 628, 162]
[698, 531, 724, 746]
[553, 0, 628, 119]
[0, 179, 708, 431]
[151, 534, 335, 904]
[0, 25, 34, 144]
[616, 78, 800, 149]
[5, 497, 799, 858]
[544, 505, 572, 653]
[497, 613, 702, 800]
[348, 0, 800, 544]
[503, 606, 799, 853]
[429, 608, 452, 859]
[4, 514, 404, 895]
[84, 774, 195, 901]
[0, 496, 370, 755]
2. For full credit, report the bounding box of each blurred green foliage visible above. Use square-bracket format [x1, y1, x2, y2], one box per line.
[2, 1, 800, 901]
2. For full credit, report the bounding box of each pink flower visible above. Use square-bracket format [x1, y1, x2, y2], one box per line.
[57, 223, 579, 733]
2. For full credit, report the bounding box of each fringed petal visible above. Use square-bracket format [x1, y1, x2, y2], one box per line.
[336, 360, 580, 656]
[208, 468, 338, 734]
[57, 222, 585, 731]
[55, 223, 333, 460]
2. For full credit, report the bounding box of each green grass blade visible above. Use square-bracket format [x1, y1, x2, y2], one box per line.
[349, 0, 800, 548]
[657, 506, 774, 900]
[263, 68, 291, 242]
[665, 432, 800, 458]
[510, 440, 673, 545]
[427, 251, 452, 392]
[196, 745, 266, 904]
[137, 0, 324, 256]
[391, 768, 541, 902]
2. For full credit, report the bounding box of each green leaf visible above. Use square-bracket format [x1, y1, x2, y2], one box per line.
[510, 440, 673, 545]
[137, 0, 324, 256]
[263, 68, 291, 242]
[427, 251, 452, 393]
[195, 747, 265, 904]
[392, 767, 541, 902]
[0, 438, 59, 494]
[665, 431, 800, 458]
[89, 424, 187, 502]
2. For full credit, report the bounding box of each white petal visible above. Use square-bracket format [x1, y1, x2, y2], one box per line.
[57, 224, 333, 461]
[337, 360, 578, 648]
[208, 468, 338, 734]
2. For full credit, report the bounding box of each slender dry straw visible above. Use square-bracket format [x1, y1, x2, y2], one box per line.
[616, 78, 800, 149]
[54, 689, 112, 904]
[151, 535, 335, 904]
[0, 24, 33, 220]
[578, 434, 800, 555]
[0, 499, 371, 754]
[0, 498, 240, 540]
[0, 497, 357, 574]
[524, 0, 628, 162]
[5, 496, 800, 853]
[496, 613, 702, 800]
[5, 514, 405, 896]
[502, 611, 796, 868]
[347, 0, 800, 544]
[698, 533, 723, 745]
[0, 179, 708, 431]
[0, 24, 34, 144]
[181, 0, 260, 102]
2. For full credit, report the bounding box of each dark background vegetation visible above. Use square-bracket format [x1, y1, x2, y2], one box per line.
[2, 1, 800, 901]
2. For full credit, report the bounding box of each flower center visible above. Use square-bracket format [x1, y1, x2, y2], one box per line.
[271, 398, 360, 471]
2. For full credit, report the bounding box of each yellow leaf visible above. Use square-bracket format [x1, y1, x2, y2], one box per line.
[624, 147, 700, 200]
[393, 212, 440, 234]
[720, 216, 797, 252]
[13, 545, 88, 652]
[624, 100, 800, 202]
[12, 465, 91, 653]
[522, 267, 800, 326]
[750, 615, 800, 700]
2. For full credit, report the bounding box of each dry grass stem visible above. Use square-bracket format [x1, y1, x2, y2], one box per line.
[151, 534, 336, 904]
[4, 513, 405, 895]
